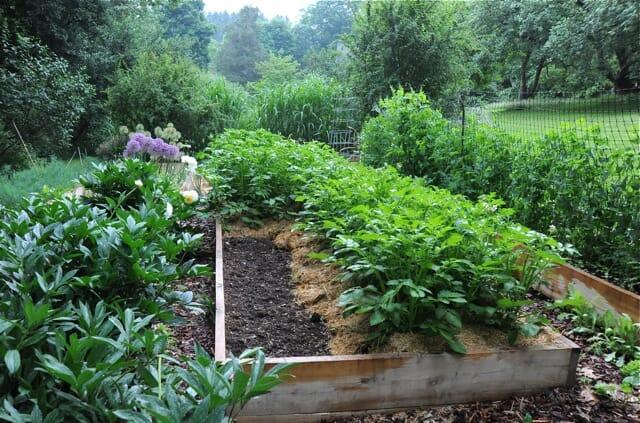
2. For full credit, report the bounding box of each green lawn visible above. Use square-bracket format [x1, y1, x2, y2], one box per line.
[0, 158, 99, 207]
[473, 94, 640, 152]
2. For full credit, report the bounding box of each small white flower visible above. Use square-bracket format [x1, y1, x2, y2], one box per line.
[548, 224, 557, 234]
[165, 202, 173, 219]
[180, 155, 198, 172]
[134, 179, 143, 188]
[180, 190, 199, 205]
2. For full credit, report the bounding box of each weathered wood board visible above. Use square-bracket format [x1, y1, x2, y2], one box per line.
[214, 220, 226, 361]
[238, 337, 579, 422]
[540, 263, 640, 322]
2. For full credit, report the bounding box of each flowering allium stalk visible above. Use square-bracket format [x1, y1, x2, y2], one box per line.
[123, 132, 181, 160]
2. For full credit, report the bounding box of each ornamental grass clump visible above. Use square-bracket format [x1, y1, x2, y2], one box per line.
[201, 130, 564, 353]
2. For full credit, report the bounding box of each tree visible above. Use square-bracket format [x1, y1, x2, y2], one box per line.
[0, 17, 94, 163]
[216, 6, 265, 84]
[206, 10, 237, 42]
[293, 0, 360, 59]
[548, 0, 639, 92]
[160, 0, 215, 68]
[260, 16, 295, 57]
[254, 54, 301, 87]
[347, 0, 473, 114]
[474, 0, 575, 99]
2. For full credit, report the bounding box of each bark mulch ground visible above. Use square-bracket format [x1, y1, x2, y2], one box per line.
[168, 216, 216, 359]
[330, 292, 640, 423]
[223, 235, 331, 357]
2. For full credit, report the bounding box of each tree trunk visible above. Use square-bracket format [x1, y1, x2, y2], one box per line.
[611, 49, 638, 93]
[527, 57, 546, 98]
[519, 51, 531, 100]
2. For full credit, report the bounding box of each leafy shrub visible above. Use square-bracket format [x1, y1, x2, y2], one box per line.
[360, 88, 453, 178]
[252, 75, 353, 143]
[360, 89, 640, 291]
[621, 359, 640, 390]
[201, 129, 561, 352]
[0, 22, 94, 165]
[107, 53, 247, 150]
[0, 159, 288, 420]
[79, 159, 190, 220]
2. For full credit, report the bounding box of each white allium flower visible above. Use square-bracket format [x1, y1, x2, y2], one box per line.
[180, 190, 199, 205]
[181, 155, 198, 172]
[548, 224, 557, 234]
[134, 179, 143, 188]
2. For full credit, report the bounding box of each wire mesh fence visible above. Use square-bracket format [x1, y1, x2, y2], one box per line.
[460, 89, 640, 156]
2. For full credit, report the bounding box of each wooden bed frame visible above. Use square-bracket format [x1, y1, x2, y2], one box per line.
[211, 221, 603, 421]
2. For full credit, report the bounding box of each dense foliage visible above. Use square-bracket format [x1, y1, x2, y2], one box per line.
[361, 89, 640, 291]
[0, 20, 94, 166]
[360, 89, 451, 177]
[0, 159, 288, 420]
[201, 130, 561, 353]
[107, 53, 246, 151]
[347, 0, 472, 115]
[160, 0, 215, 68]
[252, 75, 352, 143]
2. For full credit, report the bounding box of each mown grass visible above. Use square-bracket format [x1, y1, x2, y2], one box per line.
[475, 94, 640, 151]
[0, 158, 99, 207]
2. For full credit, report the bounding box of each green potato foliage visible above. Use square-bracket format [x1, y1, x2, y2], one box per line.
[201, 129, 562, 353]
[360, 88, 640, 292]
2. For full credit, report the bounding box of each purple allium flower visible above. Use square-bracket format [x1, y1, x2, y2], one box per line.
[122, 132, 180, 160]
[123, 139, 142, 157]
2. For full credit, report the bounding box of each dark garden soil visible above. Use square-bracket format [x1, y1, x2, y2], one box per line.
[168, 216, 216, 359]
[223, 235, 331, 357]
[329, 292, 640, 423]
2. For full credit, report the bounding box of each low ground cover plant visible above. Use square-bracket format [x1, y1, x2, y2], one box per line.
[552, 291, 640, 366]
[201, 130, 563, 353]
[360, 88, 640, 292]
[0, 158, 99, 207]
[0, 158, 288, 421]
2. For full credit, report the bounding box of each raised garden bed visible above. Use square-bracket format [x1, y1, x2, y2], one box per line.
[540, 263, 640, 322]
[212, 221, 581, 422]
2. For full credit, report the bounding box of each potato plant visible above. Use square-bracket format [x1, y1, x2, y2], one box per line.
[0, 159, 289, 421]
[201, 130, 563, 353]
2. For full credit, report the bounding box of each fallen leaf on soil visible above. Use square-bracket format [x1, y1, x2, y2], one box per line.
[578, 386, 598, 403]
